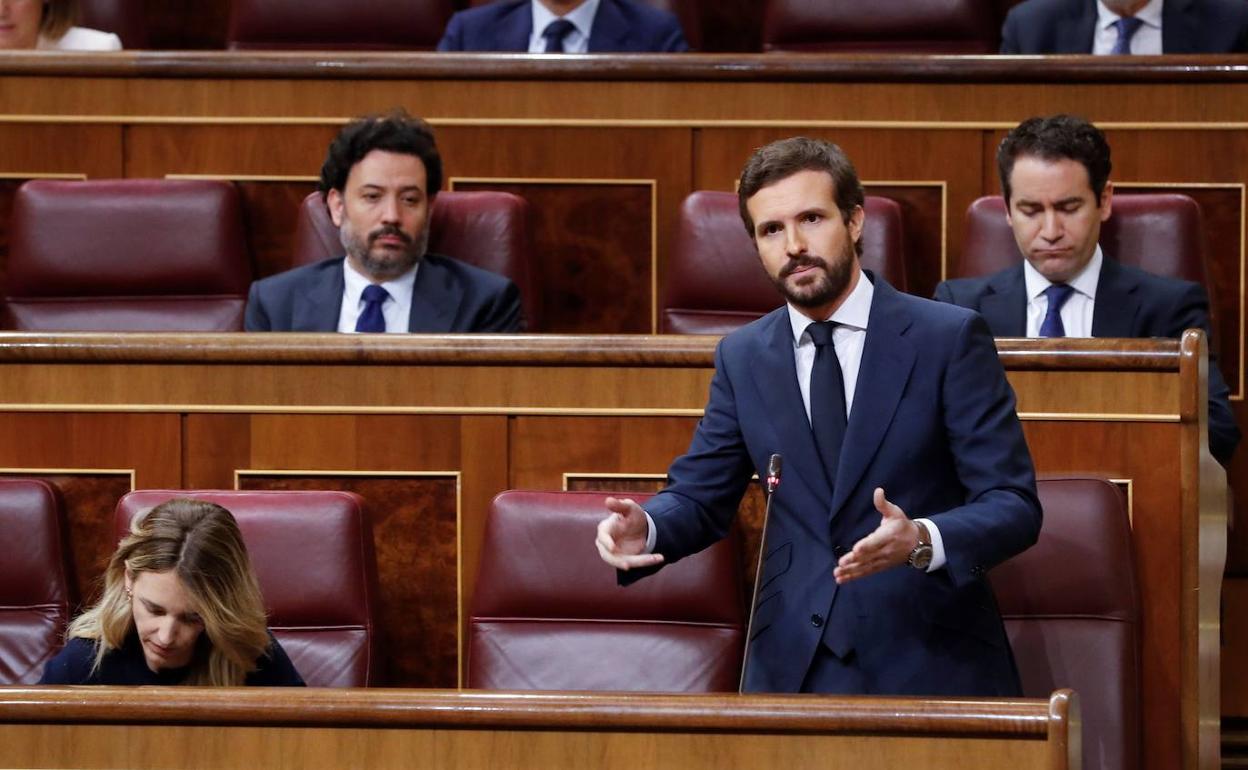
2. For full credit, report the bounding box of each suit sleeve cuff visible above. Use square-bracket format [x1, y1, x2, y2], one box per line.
[644, 511, 657, 553]
[917, 517, 946, 571]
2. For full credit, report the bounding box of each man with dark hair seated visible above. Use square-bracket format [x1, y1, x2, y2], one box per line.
[245, 110, 523, 333]
[935, 114, 1240, 466]
[1001, 0, 1248, 54]
[437, 0, 688, 53]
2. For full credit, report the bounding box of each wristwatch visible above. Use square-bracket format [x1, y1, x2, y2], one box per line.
[907, 520, 933, 571]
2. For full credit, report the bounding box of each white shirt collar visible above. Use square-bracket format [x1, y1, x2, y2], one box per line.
[1023, 244, 1103, 301]
[531, 0, 601, 46]
[343, 257, 419, 312]
[1097, 0, 1164, 31]
[786, 269, 875, 345]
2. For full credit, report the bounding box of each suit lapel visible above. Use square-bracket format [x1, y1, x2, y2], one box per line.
[830, 279, 916, 518]
[749, 310, 833, 509]
[408, 257, 463, 332]
[587, 0, 629, 51]
[292, 260, 344, 332]
[1091, 257, 1141, 337]
[1059, 0, 1098, 53]
[978, 265, 1028, 337]
[497, 1, 534, 51]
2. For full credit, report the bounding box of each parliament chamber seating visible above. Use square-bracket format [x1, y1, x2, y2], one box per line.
[1, 179, 252, 332]
[293, 189, 543, 330]
[227, 0, 454, 50]
[0, 479, 74, 685]
[467, 490, 746, 691]
[992, 476, 1140, 770]
[661, 191, 907, 334]
[115, 490, 381, 688]
[78, 0, 149, 49]
[762, 0, 1000, 53]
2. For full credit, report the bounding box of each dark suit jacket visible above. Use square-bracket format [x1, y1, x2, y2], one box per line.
[244, 255, 523, 333]
[934, 258, 1241, 465]
[436, 0, 689, 52]
[631, 276, 1041, 695]
[1000, 0, 1248, 53]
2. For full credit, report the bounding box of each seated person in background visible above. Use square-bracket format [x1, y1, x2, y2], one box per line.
[1001, 0, 1248, 54]
[0, 0, 121, 50]
[246, 110, 523, 333]
[40, 498, 304, 686]
[935, 114, 1240, 465]
[437, 0, 688, 53]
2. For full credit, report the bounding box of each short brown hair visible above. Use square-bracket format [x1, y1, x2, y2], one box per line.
[737, 136, 865, 256]
[41, 0, 79, 40]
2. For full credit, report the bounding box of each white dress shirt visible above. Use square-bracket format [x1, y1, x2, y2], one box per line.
[1023, 246, 1102, 338]
[37, 26, 123, 51]
[336, 258, 420, 334]
[647, 271, 946, 571]
[528, 0, 600, 53]
[1093, 0, 1164, 54]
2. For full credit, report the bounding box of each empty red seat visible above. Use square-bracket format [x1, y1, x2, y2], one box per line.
[2, 179, 252, 331]
[467, 490, 745, 691]
[0, 479, 73, 685]
[116, 490, 381, 687]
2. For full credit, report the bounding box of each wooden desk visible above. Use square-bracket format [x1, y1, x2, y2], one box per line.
[0, 687, 1077, 770]
[0, 331, 1222, 768]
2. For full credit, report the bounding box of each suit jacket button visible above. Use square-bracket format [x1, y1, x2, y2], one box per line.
[810, 614, 824, 628]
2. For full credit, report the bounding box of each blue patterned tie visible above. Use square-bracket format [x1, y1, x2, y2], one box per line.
[542, 19, 576, 53]
[1110, 16, 1144, 55]
[355, 284, 389, 333]
[806, 321, 848, 485]
[1039, 284, 1075, 338]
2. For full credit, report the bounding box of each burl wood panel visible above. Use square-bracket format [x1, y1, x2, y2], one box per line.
[238, 473, 458, 689]
[453, 180, 653, 333]
[235, 180, 320, 279]
[863, 184, 945, 297]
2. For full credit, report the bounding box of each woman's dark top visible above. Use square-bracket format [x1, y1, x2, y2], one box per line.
[38, 630, 306, 686]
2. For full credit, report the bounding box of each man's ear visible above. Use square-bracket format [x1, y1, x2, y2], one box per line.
[1099, 180, 1114, 222]
[849, 204, 865, 244]
[327, 189, 345, 228]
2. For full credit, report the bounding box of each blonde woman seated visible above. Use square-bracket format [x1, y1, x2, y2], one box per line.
[40, 498, 304, 686]
[0, 0, 122, 51]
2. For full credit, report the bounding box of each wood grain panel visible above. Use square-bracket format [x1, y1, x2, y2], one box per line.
[862, 184, 944, 296]
[124, 124, 336, 178]
[236, 180, 320, 279]
[239, 473, 458, 689]
[454, 180, 653, 333]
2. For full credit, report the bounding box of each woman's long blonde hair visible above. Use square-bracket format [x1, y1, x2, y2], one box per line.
[68, 498, 271, 686]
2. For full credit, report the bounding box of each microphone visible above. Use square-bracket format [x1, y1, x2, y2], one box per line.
[740, 452, 783, 693]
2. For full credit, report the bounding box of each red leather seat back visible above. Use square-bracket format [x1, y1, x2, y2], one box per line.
[468, 490, 746, 691]
[227, 0, 454, 50]
[116, 490, 380, 687]
[78, 0, 148, 48]
[293, 190, 541, 330]
[993, 476, 1140, 770]
[763, 0, 999, 53]
[959, 194, 1211, 287]
[662, 191, 907, 334]
[0, 479, 73, 685]
[3, 179, 252, 331]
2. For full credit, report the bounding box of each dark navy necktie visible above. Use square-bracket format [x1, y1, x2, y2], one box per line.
[542, 19, 576, 53]
[355, 284, 390, 333]
[1111, 16, 1144, 54]
[807, 321, 848, 485]
[1038, 284, 1075, 338]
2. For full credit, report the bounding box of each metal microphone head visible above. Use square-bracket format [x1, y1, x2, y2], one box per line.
[765, 453, 783, 494]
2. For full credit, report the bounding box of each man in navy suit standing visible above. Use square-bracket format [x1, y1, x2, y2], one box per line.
[596, 137, 1041, 695]
[245, 111, 522, 334]
[934, 115, 1240, 466]
[437, 0, 688, 53]
[1001, 0, 1248, 54]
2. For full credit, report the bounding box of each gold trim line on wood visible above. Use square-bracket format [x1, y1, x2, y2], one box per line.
[562, 472, 667, 490]
[0, 467, 136, 490]
[0, 171, 87, 180]
[10, 115, 1248, 131]
[0, 404, 709, 416]
[1109, 478, 1134, 525]
[165, 173, 319, 183]
[234, 468, 464, 687]
[1018, 411, 1180, 422]
[1115, 181, 1246, 402]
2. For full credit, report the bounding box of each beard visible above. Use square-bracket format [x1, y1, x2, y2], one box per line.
[341, 221, 429, 281]
[768, 238, 856, 310]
